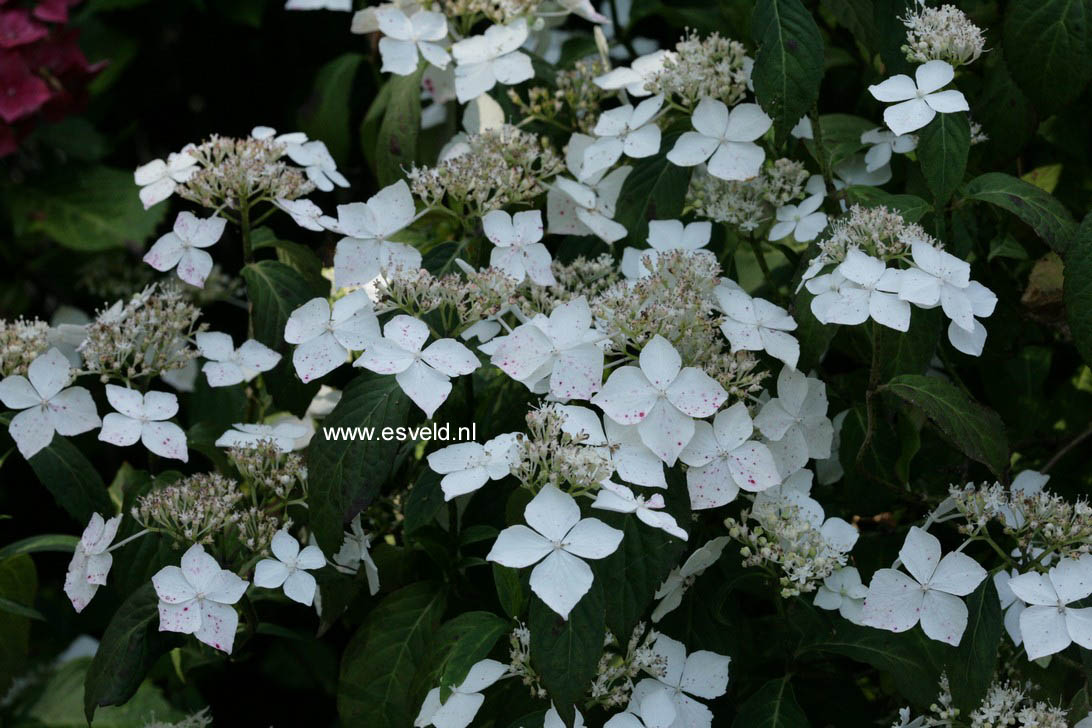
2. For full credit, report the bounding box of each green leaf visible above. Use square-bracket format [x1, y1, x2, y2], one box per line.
[252, 228, 329, 298]
[820, 0, 878, 50]
[875, 308, 944, 381]
[792, 282, 838, 371]
[844, 187, 931, 222]
[360, 81, 395, 177]
[0, 595, 44, 620]
[375, 67, 425, 187]
[614, 131, 693, 245]
[84, 582, 179, 722]
[732, 677, 811, 727]
[298, 53, 365, 165]
[338, 582, 447, 728]
[241, 260, 322, 413]
[807, 114, 874, 169]
[917, 112, 969, 206]
[9, 165, 167, 251]
[308, 372, 412, 553]
[884, 374, 1009, 479]
[751, 0, 825, 141]
[0, 533, 78, 560]
[945, 579, 1002, 715]
[404, 470, 446, 535]
[1003, 0, 1092, 112]
[1064, 214, 1092, 366]
[418, 611, 510, 703]
[529, 581, 605, 724]
[964, 172, 1077, 254]
[0, 555, 36, 695]
[493, 563, 527, 620]
[28, 435, 113, 524]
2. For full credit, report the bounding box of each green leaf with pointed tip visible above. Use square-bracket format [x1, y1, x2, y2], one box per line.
[413, 611, 510, 703]
[28, 435, 112, 525]
[298, 52, 364, 164]
[945, 579, 1002, 715]
[375, 66, 424, 187]
[917, 112, 969, 206]
[751, 0, 825, 141]
[529, 582, 605, 726]
[964, 172, 1077, 254]
[732, 676, 811, 727]
[1003, 0, 1092, 113]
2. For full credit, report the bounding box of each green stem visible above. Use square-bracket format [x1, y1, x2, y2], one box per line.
[748, 236, 774, 291]
[240, 197, 253, 264]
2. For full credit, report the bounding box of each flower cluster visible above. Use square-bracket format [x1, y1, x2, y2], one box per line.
[588, 624, 664, 709]
[176, 134, 316, 211]
[897, 674, 1070, 728]
[0, 316, 51, 376]
[646, 30, 751, 107]
[686, 158, 809, 232]
[132, 473, 244, 546]
[901, 3, 987, 67]
[510, 57, 609, 134]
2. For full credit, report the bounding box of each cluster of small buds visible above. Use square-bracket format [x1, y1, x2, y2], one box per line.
[77, 253, 157, 302]
[78, 283, 204, 383]
[970, 119, 989, 145]
[142, 708, 213, 728]
[0, 317, 51, 376]
[648, 30, 752, 107]
[686, 159, 808, 233]
[726, 505, 848, 597]
[508, 622, 548, 700]
[901, 4, 987, 67]
[547, 57, 610, 134]
[375, 265, 518, 329]
[178, 134, 314, 211]
[132, 473, 243, 546]
[524, 254, 620, 312]
[236, 504, 284, 554]
[928, 674, 960, 725]
[949, 482, 1092, 563]
[967, 679, 1068, 728]
[589, 624, 665, 709]
[813, 205, 935, 270]
[228, 441, 308, 500]
[442, 0, 539, 23]
[406, 125, 563, 214]
[512, 405, 612, 491]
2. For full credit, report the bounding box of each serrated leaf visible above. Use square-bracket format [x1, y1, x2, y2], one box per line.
[732, 677, 811, 727]
[964, 172, 1077, 253]
[884, 374, 1009, 479]
[298, 52, 364, 164]
[529, 582, 605, 725]
[751, 0, 825, 141]
[1063, 214, 1092, 366]
[308, 372, 412, 553]
[9, 165, 167, 251]
[376, 67, 424, 187]
[917, 112, 969, 206]
[614, 131, 693, 246]
[28, 435, 112, 525]
[1003, 0, 1092, 112]
[338, 582, 447, 728]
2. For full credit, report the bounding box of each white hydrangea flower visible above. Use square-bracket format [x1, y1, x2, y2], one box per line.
[860, 127, 917, 172]
[548, 134, 632, 243]
[631, 633, 730, 728]
[0, 348, 100, 459]
[322, 180, 423, 289]
[376, 6, 450, 76]
[713, 280, 800, 369]
[768, 194, 827, 242]
[287, 139, 349, 192]
[152, 543, 249, 654]
[679, 402, 780, 510]
[810, 249, 910, 331]
[593, 49, 677, 97]
[1008, 556, 1092, 660]
[490, 297, 605, 401]
[790, 116, 813, 139]
[621, 219, 712, 280]
[861, 526, 987, 645]
[274, 197, 326, 231]
[486, 484, 622, 619]
[897, 241, 997, 356]
[215, 421, 312, 452]
[197, 332, 281, 387]
[285, 0, 351, 9]
[667, 99, 771, 181]
[605, 687, 676, 728]
[482, 209, 555, 286]
[64, 512, 122, 613]
[867, 60, 969, 136]
[582, 94, 664, 177]
[98, 385, 188, 461]
[143, 212, 226, 288]
[555, 404, 666, 488]
[332, 514, 380, 596]
[814, 566, 869, 624]
[450, 19, 533, 103]
[254, 529, 326, 606]
[354, 314, 479, 418]
[754, 367, 833, 476]
[651, 537, 729, 623]
[591, 335, 727, 466]
[591, 481, 687, 540]
[999, 469, 1049, 529]
[426, 433, 521, 500]
[414, 659, 508, 728]
[134, 147, 197, 209]
[284, 291, 380, 383]
[993, 568, 1025, 646]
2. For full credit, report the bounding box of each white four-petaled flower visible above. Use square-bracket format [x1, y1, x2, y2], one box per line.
[808, 249, 910, 332]
[667, 99, 771, 181]
[134, 148, 197, 208]
[814, 566, 869, 624]
[1007, 556, 1092, 661]
[714, 280, 800, 369]
[152, 543, 249, 654]
[215, 421, 312, 452]
[582, 94, 664, 177]
[591, 481, 687, 540]
[414, 658, 508, 728]
[64, 512, 122, 613]
[354, 314, 479, 417]
[322, 180, 422, 289]
[482, 209, 555, 286]
[860, 127, 917, 172]
[376, 6, 450, 76]
[768, 194, 828, 242]
[548, 134, 632, 243]
[651, 537, 729, 623]
[631, 633, 730, 728]
[555, 404, 666, 488]
[868, 60, 969, 136]
[592, 335, 727, 466]
[486, 484, 622, 619]
[98, 385, 188, 461]
[754, 366, 833, 476]
[332, 515, 380, 596]
[861, 526, 987, 645]
[0, 347, 100, 459]
[197, 331, 282, 387]
[621, 219, 712, 280]
[254, 529, 326, 606]
[593, 50, 677, 97]
[284, 291, 380, 383]
[450, 19, 533, 103]
[427, 433, 521, 500]
[143, 212, 226, 288]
